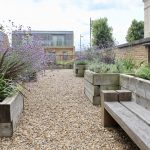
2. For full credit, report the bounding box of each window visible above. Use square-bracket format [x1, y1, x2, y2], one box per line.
[63, 51, 68, 60]
[52, 35, 65, 46]
[22, 34, 34, 45]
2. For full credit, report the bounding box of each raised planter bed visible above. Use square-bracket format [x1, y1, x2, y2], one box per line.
[84, 70, 120, 105]
[0, 93, 24, 137]
[120, 74, 150, 110]
[74, 64, 86, 77]
[56, 64, 73, 69]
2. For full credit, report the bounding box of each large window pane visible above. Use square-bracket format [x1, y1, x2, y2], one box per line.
[52, 35, 64, 46]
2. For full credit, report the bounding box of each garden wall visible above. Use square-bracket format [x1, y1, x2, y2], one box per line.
[100, 37, 150, 64]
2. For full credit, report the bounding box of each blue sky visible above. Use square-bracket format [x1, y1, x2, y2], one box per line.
[0, 0, 144, 50]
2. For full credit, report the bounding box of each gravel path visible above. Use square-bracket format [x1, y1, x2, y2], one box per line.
[0, 69, 139, 150]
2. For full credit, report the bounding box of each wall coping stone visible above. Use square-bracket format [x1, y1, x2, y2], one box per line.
[118, 37, 150, 49]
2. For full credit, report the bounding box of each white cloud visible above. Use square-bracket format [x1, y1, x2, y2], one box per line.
[0, 0, 144, 50]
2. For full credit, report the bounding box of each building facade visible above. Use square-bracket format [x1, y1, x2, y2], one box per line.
[0, 31, 10, 51]
[12, 31, 75, 61]
[143, 0, 150, 38]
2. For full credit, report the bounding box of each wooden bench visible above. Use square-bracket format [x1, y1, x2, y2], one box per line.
[101, 90, 150, 150]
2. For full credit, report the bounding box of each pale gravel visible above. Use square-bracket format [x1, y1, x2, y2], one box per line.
[0, 69, 139, 150]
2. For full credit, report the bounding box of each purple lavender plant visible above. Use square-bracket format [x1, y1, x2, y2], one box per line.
[0, 20, 49, 80]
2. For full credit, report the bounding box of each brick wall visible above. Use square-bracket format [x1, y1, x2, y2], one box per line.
[100, 38, 150, 64]
[114, 45, 149, 63]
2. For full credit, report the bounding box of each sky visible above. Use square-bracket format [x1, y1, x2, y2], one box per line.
[0, 0, 144, 50]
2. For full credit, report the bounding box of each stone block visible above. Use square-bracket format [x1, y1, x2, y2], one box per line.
[101, 90, 118, 102]
[116, 90, 132, 101]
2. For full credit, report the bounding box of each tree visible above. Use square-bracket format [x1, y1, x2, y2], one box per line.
[126, 19, 144, 42]
[0, 24, 4, 31]
[92, 18, 114, 49]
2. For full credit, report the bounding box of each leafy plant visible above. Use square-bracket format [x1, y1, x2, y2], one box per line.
[92, 17, 114, 48]
[0, 50, 27, 80]
[115, 58, 135, 73]
[0, 76, 18, 102]
[126, 19, 144, 42]
[75, 60, 87, 65]
[135, 65, 150, 80]
[56, 60, 74, 65]
[88, 61, 111, 73]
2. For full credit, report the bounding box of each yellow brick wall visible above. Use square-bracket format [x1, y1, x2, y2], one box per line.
[100, 45, 149, 64]
[114, 45, 149, 64]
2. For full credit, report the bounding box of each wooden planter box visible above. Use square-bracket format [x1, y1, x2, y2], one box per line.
[56, 64, 73, 69]
[0, 93, 24, 137]
[120, 74, 150, 110]
[63, 64, 73, 69]
[84, 70, 120, 105]
[74, 64, 86, 77]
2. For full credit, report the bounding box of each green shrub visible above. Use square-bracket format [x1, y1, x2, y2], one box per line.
[135, 65, 150, 80]
[88, 61, 112, 73]
[56, 60, 74, 65]
[0, 50, 27, 80]
[87, 58, 137, 74]
[75, 60, 87, 65]
[0, 76, 18, 102]
[115, 58, 135, 73]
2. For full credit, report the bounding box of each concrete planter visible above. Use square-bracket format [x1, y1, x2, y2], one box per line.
[120, 74, 150, 110]
[0, 93, 24, 137]
[74, 64, 86, 77]
[84, 70, 120, 105]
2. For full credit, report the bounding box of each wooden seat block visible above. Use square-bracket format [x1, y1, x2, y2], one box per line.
[116, 90, 132, 101]
[121, 101, 150, 126]
[104, 101, 150, 150]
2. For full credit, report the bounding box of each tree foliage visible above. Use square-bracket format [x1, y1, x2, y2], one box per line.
[0, 24, 4, 31]
[92, 18, 114, 49]
[126, 19, 144, 42]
